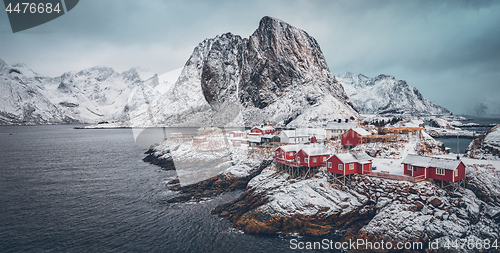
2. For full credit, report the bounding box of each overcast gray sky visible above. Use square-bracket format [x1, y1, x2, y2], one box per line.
[0, 0, 499, 116]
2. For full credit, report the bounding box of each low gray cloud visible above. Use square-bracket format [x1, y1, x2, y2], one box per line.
[0, 0, 498, 115]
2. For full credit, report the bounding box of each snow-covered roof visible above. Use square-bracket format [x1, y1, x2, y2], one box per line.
[300, 143, 330, 156]
[325, 121, 358, 130]
[335, 153, 358, 164]
[332, 152, 373, 164]
[280, 129, 326, 138]
[402, 154, 461, 170]
[352, 151, 373, 162]
[352, 128, 371, 136]
[278, 144, 303, 152]
[252, 125, 275, 131]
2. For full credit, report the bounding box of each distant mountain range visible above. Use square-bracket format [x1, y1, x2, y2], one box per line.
[0, 17, 452, 126]
[0, 58, 179, 125]
[336, 72, 452, 116]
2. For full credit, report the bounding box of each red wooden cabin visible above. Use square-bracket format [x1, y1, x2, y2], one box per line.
[341, 128, 371, 147]
[274, 143, 330, 168]
[274, 144, 302, 164]
[249, 126, 275, 136]
[402, 154, 466, 183]
[296, 144, 330, 167]
[326, 152, 373, 175]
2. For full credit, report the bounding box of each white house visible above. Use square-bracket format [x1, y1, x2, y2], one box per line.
[325, 120, 358, 139]
[279, 128, 326, 144]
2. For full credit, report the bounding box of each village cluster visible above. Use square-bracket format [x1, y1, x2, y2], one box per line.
[223, 119, 466, 191]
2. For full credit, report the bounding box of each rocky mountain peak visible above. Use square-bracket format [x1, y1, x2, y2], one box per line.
[240, 16, 346, 109]
[148, 16, 358, 127]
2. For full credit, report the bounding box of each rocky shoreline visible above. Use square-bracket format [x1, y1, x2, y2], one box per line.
[142, 148, 176, 170]
[210, 165, 500, 252]
[142, 138, 500, 252]
[143, 145, 273, 202]
[165, 159, 272, 203]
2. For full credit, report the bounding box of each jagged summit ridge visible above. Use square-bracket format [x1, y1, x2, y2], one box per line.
[136, 16, 358, 128]
[337, 72, 452, 116]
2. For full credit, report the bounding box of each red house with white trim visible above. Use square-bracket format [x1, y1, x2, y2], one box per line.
[341, 128, 371, 147]
[326, 152, 373, 175]
[249, 126, 275, 136]
[401, 154, 466, 183]
[296, 144, 331, 167]
[274, 143, 330, 168]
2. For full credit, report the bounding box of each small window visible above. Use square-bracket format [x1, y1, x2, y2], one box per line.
[328, 162, 332, 168]
[413, 167, 417, 172]
[313, 158, 317, 163]
[323, 157, 327, 161]
[436, 168, 445, 175]
[339, 164, 343, 171]
[349, 163, 354, 170]
[305, 158, 309, 163]
[408, 165, 412, 171]
[454, 169, 458, 177]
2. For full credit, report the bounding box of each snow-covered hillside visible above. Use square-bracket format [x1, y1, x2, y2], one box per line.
[467, 124, 500, 160]
[337, 72, 451, 116]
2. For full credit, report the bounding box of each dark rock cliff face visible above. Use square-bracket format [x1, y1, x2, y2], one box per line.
[200, 33, 246, 106]
[239, 16, 347, 109]
[200, 16, 349, 108]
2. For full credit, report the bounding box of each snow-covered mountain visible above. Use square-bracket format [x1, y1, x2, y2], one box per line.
[0, 59, 67, 124]
[129, 16, 359, 128]
[336, 72, 451, 116]
[0, 57, 181, 124]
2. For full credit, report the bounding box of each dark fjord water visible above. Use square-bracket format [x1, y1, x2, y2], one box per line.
[0, 125, 327, 253]
[434, 117, 500, 154]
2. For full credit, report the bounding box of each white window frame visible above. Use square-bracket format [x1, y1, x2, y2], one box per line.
[454, 169, 458, 177]
[349, 163, 354, 170]
[297, 157, 300, 163]
[436, 168, 445, 175]
[408, 165, 412, 171]
[323, 157, 327, 161]
[328, 162, 332, 168]
[313, 157, 317, 163]
[338, 164, 343, 171]
[305, 158, 309, 163]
